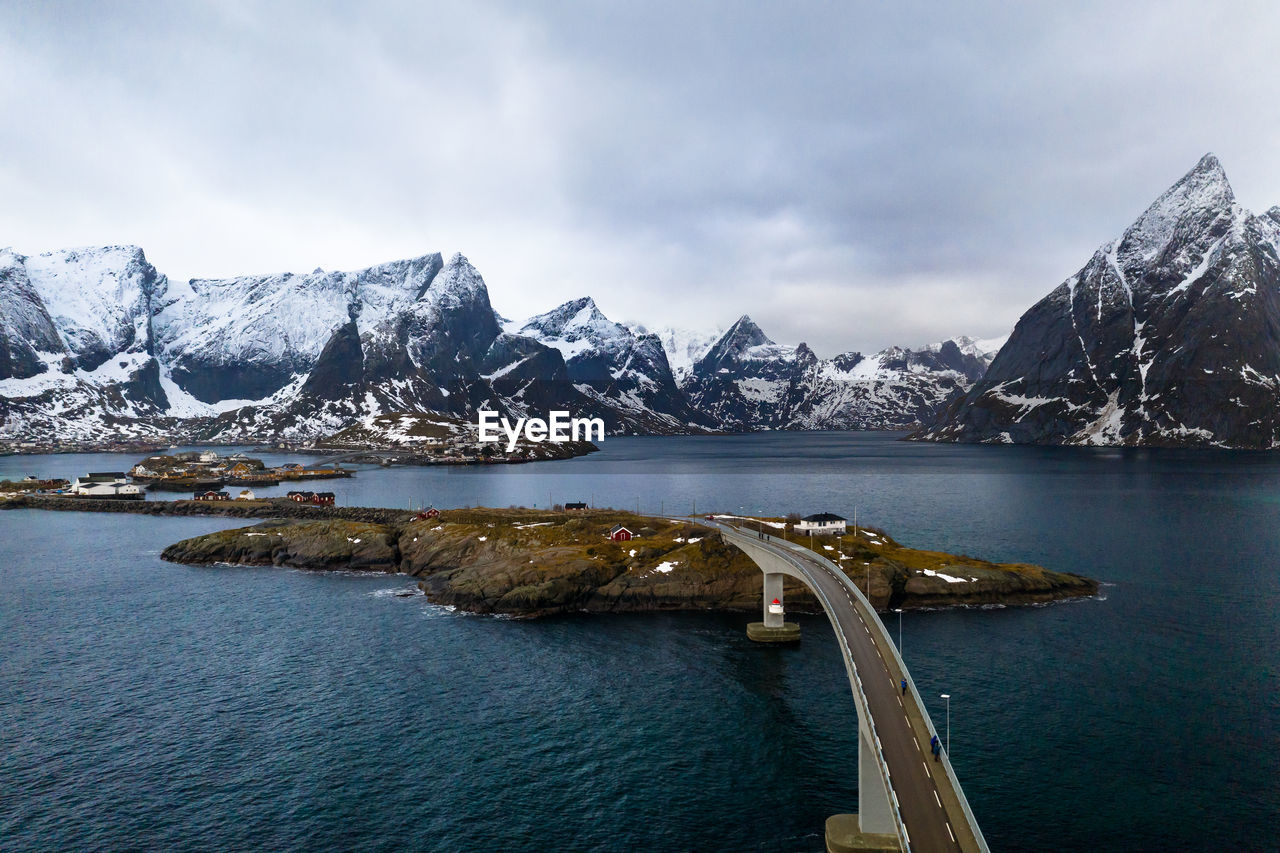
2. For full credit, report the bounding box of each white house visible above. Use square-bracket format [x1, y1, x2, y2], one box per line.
[796, 512, 847, 536]
[198, 450, 220, 463]
[236, 489, 256, 501]
[70, 472, 143, 500]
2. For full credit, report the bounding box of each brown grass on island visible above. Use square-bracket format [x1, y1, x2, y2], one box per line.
[159, 505, 1099, 616]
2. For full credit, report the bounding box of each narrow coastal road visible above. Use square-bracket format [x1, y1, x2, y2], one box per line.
[703, 520, 980, 853]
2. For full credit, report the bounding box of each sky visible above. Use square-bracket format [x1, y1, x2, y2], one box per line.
[3, 1, 1280, 356]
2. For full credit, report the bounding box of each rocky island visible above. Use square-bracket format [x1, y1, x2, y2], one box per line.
[160, 508, 1098, 616]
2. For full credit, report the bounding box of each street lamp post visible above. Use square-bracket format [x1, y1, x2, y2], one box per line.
[940, 693, 951, 754]
[893, 608, 903, 653]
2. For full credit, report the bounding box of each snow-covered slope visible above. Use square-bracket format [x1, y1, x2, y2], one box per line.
[24, 245, 166, 373]
[0, 249, 66, 380]
[918, 153, 1280, 448]
[155, 253, 443, 403]
[626, 323, 723, 385]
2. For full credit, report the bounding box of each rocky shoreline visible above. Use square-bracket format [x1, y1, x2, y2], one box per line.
[148, 506, 1099, 617]
[0, 494, 414, 525]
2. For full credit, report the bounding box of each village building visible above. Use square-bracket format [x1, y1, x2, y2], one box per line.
[287, 490, 335, 506]
[236, 489, 256, 501]
[198, 450, 219, 463]
[193, 490, 230, 502]
[796, 512, 848, 536]
[609, 524, 633, 542]
[565, 501, 588, 511]
[70, 472, 143, 500]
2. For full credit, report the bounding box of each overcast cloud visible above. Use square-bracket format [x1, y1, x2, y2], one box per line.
[3, 1, 1280, 355]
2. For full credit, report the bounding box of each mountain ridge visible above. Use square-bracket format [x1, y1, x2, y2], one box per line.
[1, 244, 1001, 446]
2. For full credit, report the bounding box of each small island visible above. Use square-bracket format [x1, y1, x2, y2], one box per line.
[304, 412, 599, 465]
[159, 507, 1098, 616]
[130, 450, 352, 491]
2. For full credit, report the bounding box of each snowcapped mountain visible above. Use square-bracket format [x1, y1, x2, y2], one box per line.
[625, 323, 723, 385]
[925, 335, 1008, 366]
[509, 298, 708, 432]
[682, 316, 997, 431]
[1, 243, 1000, 445]
[917, 153, 1280, 448]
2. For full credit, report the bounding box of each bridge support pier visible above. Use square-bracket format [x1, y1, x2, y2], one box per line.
[822, 722, 899, 851]
[824, 815, 898, 853]
[856, 713, 896, 834]
[747, 571, 800, 642]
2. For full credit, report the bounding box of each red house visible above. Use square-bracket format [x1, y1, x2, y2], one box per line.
[414, 507, 441, 521]
[287, 491, 335, 506]
[609, 524, 633, 542]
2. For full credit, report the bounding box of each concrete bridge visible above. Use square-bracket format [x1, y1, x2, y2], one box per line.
[694, 518, 990, 853]
[304, 448, 420, 466]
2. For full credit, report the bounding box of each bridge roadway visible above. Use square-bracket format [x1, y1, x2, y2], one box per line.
[698, 519, 983, 853]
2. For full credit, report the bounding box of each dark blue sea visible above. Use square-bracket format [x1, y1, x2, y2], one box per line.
[2, 433, 1278, 851]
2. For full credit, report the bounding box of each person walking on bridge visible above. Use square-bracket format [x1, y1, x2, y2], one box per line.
[901, 679, 907, 695]
[930, 735, 941, 762]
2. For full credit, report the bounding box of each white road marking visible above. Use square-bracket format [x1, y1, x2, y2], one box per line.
[921, 761, 928, 773]
[947, 823, 955, 843]
[934, 790, 942, 808]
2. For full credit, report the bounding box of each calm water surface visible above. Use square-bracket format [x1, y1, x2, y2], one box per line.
[2, 433, 1278, 851]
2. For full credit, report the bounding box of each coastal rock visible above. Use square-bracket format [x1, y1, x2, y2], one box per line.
[587, 535, 815, 612]
[160, 519, 400, 571]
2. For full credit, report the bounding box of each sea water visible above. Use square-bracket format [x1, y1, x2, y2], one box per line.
[2, 433, 1278, 851]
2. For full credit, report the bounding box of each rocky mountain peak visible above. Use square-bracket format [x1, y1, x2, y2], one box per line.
[520, 297, 617, 342]
[725, 314, 772, 348]
[696, 315, 777, 372]
[1117, 152, 1237, 269]
[427, 253, 489, 306]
